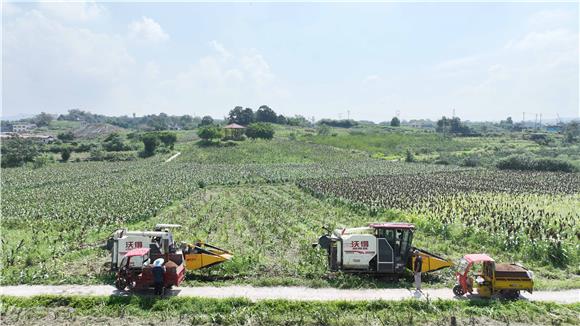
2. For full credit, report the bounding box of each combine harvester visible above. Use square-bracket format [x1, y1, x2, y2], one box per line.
[316, 222, 452, 277]
[105, 224, 232, 272]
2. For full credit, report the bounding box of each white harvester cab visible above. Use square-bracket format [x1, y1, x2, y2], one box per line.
[106, 224, 182, 269]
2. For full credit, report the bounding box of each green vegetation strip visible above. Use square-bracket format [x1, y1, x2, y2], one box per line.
[1, 295, 579, 325]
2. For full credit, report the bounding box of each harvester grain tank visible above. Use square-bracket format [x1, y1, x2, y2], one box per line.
[316, 222, 452, 276]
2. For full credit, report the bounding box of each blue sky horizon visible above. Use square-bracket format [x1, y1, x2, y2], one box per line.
[2, 1, 579, 122]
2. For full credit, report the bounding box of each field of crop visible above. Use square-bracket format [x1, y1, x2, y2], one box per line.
[299, 170, 579, 274]
[1, 134, 579, 290]
[0, 142, 462, 285]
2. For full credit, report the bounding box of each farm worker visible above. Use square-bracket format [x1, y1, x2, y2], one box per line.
[152, 258, 166, 296]
[413, 250, 423, 291]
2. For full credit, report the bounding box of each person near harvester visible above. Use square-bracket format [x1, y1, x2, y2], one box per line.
[152, 258, 166, 296]
[414, 250, 423, 291]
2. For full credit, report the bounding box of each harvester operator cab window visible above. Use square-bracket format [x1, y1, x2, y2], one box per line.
[376, 229, 396, 248]
[399, 230, 412, 257]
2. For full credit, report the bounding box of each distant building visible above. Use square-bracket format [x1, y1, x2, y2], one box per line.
[545, 125, 562, 133]
[406, 120, 435, 129]
[223, 123, 246, 140]
[0, 132, 55, 144]
[12, 123, 37, 133]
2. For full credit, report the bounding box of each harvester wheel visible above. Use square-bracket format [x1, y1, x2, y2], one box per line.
[453, 284, 465, 297]
[115, 278, 128, 291]
[501, 290, 519, 300]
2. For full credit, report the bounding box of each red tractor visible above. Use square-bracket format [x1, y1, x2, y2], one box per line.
[115, 248, 186, 292]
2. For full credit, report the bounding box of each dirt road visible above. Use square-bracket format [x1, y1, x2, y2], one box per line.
[1, 285, 578, 303]
[164, 151, 181, 163]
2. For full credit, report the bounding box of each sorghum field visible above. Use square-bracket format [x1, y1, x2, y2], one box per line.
[1, 138, 579, 289]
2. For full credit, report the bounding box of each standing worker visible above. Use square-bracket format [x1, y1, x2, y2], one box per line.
[152, 258, 166, 296]
[413, 250, 423, 292]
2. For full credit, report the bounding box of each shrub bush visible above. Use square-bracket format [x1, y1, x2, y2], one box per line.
[197, 125, 223, 141]
[61, 148, 71, 162]
[461, 155, 480, 167]
[405, 149, 415, 163]
[246, 123, 275, 140]
[141, 134, 160, 157]
[496, 155, 578, 172]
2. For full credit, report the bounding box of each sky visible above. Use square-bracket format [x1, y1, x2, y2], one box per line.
[2, 1, 579, 122]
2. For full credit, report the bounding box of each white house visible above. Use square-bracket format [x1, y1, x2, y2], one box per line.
[12, 123, 37, 133]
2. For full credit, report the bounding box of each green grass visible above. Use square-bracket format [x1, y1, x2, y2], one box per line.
[2, 295, 579, 325]
[177, 138, 365, 164]
[304, 129, 580, 167]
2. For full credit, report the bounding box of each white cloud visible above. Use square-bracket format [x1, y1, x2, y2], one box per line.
[3, 9, 134, 114]
[128, 16, 169, 43]
[363, 75, 381, 84]
[3, 3, 287, 118]
[38, 0, 104, 22]
[210, 40, 232, 59]
[429, 26, 578, 120]
[506, 29, 577, 51]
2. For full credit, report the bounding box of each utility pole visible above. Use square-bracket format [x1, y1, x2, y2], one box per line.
[522, 112, 525, 123]
[539, 113, 542, 128]
[535, 114, 538, 129]
[452, 108, 456, 118]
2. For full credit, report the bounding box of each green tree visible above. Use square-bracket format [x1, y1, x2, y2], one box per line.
[34, 112, 53, 127]
[405, 148, 415, 163]
[32, 154, 53, 169]
[103, 132, 127, 152]
[246, 122, 275, 140]
[228, 106, 254, 125]
[61, 148, 71, 162]
[437, 116, 471, 136]
[141, 134, 160, 157]
[1, 137, 39, 167]
[390, 117, 400, 127]
[276, 114, 288, 125]
[564, 121, 579, 143]
[317, 124, 331, 136]
[197, 125, 223, 141]
[158, 131, 177, 149]
[57, 131, 75, 142]
[256, 105, 277, 123]
[200, 115, 214, 126]
[500, 116, 514, 130]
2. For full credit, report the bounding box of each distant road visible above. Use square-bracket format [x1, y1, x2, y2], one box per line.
[1, 285, 578, 303]
[164, 152, 181, 163]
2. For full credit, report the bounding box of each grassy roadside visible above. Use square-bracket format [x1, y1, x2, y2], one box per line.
[2, 295, 579, 325]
